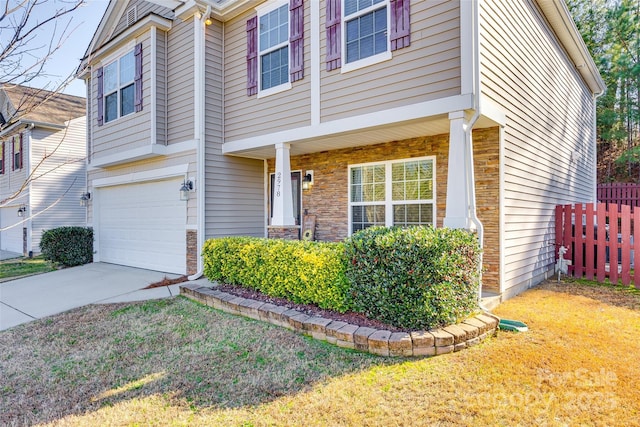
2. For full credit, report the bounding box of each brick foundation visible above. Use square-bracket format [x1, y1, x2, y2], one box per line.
[186, 230, 198, 275]
[266, 128, 501, 291]
[267, 226, 300, 240]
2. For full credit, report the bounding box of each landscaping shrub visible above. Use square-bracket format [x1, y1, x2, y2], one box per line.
[203, 237, 352, 312]
[344, 226, 481, 330]
[40, 227, 93, 267]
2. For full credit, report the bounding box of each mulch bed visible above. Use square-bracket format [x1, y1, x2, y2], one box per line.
[216, 283, 406, 332]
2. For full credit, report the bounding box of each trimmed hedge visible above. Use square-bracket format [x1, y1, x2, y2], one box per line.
[344, 226, 481, 330]
[202, 227, 481, 330]
[40, 226, 93, 267]
[203, 237, 352, 312]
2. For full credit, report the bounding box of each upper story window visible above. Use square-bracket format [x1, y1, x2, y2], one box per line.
[246, 0, 304, 97]
[12, 135, 22, 170]
[96, 43, 143, 126]
[104, 50, 135, 123]
[325, 0, 410, 72]
[344, 0, 387, 65]
[259, 3, 289, 91]
[349, 157, 435, 233]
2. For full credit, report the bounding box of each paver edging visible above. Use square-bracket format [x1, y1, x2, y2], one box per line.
[180, 285, 498, 358]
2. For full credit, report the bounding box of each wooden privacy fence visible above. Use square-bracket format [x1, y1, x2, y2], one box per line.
[597, 182, 640, 212]
[555, 203, 640, 288]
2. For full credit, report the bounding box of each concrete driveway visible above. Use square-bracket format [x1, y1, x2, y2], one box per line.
[0, 262, 210, 331]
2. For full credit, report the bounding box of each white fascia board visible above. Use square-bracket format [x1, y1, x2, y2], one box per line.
[88, 15, 172, 66]
[223, 94, 474, 154]
[92, 164, 189, 187]
[479, 96, 507, 127]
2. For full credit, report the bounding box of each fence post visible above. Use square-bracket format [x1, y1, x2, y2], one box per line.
[585, 203, 595, 280]
[621, 204, 631, 285]
[596, 203, 607, 282]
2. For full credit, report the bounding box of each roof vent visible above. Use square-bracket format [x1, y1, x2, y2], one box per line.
[127, 6, 137, 27]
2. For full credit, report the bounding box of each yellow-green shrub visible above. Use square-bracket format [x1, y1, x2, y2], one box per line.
[203, 237, 352, 312]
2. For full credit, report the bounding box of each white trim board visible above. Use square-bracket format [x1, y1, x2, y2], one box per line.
[92, 164, 189, 187]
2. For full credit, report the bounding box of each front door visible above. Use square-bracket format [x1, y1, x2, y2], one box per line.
[270, 171, 301, 225]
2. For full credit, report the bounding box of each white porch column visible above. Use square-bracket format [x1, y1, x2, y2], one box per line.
[444, 111, 473, 229]
[271, 143, 296, 226]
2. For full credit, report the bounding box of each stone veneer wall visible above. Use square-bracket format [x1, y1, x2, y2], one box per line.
[187, 230, 197, 276]
[267, 226, 300, 240]
[266, 128, 501, 291]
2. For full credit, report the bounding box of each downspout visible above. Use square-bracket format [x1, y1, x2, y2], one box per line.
[188, 5, 211, 281]
[465, 0, 485, 308]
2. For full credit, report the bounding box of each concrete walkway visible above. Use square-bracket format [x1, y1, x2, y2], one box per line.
[0, 262, 210, 331]
[0, 250, 22, 261]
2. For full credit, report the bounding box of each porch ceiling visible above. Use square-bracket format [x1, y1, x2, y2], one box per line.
[224, 114, 499, 160]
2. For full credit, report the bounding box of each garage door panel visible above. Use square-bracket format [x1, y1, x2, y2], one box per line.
[97, 178, 186, 274]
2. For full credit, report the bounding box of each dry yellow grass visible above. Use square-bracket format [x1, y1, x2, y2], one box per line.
[1, 280, 639, 426]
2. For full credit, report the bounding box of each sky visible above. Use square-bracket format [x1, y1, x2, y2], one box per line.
[17, 0, 110, 98]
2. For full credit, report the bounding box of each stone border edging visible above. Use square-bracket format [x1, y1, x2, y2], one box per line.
[179, 283, 499, 357]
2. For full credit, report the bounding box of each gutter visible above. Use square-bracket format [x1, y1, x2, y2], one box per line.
[188, 5, 211, 281]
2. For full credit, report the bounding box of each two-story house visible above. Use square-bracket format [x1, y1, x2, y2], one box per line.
[77, 0, 604, 301]
[0, 85, 87, 256]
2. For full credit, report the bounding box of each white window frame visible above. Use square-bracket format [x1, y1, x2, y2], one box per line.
[102, 47, 136, 123]
[256, 0, 292, 98]
[341, 0, 392, 74]
[348, 156, 437, 235]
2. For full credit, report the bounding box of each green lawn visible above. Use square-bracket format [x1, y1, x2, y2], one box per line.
[1, 279, 639, 426]
[0, 256, 56, 279]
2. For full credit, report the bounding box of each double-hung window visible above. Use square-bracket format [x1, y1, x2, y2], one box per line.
[12, 135, 22, 170]
[103, 50, 135, 123]
[259, 1, 290, 94]
[349, 157, 435, 233]
[344, 0, 389, 66]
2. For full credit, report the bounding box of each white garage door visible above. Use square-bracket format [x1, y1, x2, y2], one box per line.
[97, 178, 186, 274]
[0, 207, 24, 253]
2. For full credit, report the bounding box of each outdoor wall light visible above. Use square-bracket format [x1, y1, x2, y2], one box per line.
[302, 170, 314, 191]
[180, 179, 194, 201]
[17, 205, 26, 217]
[80, 192, 91, 207]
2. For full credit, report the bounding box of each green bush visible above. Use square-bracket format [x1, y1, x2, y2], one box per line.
[40, 226, 93, 267]
[344, 226, 481, 330]
[203, 237, 352, 312]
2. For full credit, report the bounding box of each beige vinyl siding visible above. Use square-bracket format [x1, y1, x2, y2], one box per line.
[91, 32, 152, 160]
[29, 118, 87, 252]
[113, 0, 173, 36]
[205, 19, 264, 237]
[320, 0, 461, 122]
[223, 4, 312, 142]
[480, 0, 596, 296]
[166, 17, 195, 144]
[156, 29, 167, 145]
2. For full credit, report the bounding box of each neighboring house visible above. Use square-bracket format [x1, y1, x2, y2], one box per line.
[0, 85, 87, 256]
[77, 0, 604, 300]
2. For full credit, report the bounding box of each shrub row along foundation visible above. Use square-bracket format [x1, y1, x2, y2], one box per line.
[180, 283, 499, 357]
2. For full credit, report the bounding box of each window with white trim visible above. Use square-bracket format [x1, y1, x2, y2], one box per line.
[349, 157, 435, 233]
[103, 50, 135, 123]
[344, 0, 388, 65]
[259, 1, 289, 92]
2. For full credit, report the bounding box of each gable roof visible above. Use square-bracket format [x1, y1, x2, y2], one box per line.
[1, 84, 86, 130]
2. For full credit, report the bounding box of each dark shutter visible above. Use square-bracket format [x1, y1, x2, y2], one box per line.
[325, 0, 341, 71]
[1, 142, 4, 174]
[289, 0, 304, 82]
[390, 0, 410, 51]
[134, 43, 143, 112]
[97, 67, 104, 126]
[246, 16, 258, 96]
[19, 133, 23, 169]
[11, 136, 15, 171]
